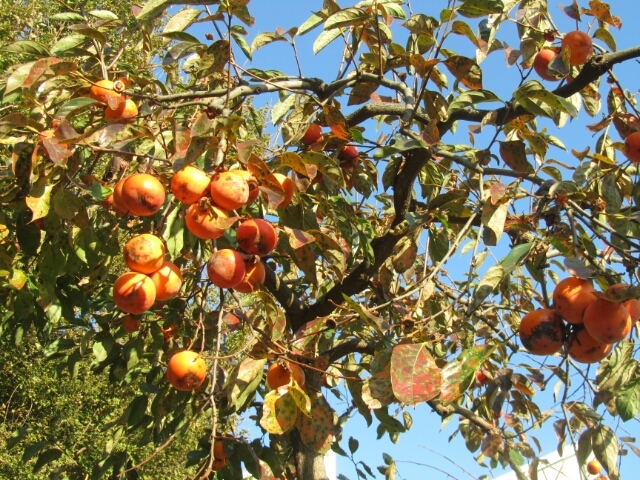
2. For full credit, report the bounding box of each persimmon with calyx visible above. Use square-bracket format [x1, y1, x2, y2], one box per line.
[583, 298, 631, 344]
[234, 257, 265, 293]
[605, 283, 640, 322]
[567, 328, 612, 363]
[184, 202, 230, 240]
[171, 165, 211, 204]
[207, 249, 246, 289]
[587, 459, 602, 475]
[89, 79, 122, 106]
[166, 350, 207, 391]
[105, 98, 138, 123]
[236, 218, 278, 257]
[235, 170, 259, 203]
[533, 49, 560, 81]
[148, 261, 183, 301]
[266, 361, 305, 389]
[210, 171, 249, 210]
[519, 308, 565, 355]
[121, 314, 141, 333]
[562, 31, 593, 66]
[338, 145, 359, 168]
[301, 123, 323, 145]
[120, 173, 166, 217]
[123, 233, 165, 274]
[113, 272, 156, 314]
[553, 277, 597, 324]
[623, 131, 640, 163]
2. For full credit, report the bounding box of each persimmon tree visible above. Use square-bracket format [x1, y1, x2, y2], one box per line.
[2, 1, 640, 479]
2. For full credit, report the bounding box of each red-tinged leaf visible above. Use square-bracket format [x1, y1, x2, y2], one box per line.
[390, 343, 441, 405]
[586, 116, 612, 133]
[42, 138, 72, 165]
[308, 230, 346, 280]
[323, 105, 351, 140]
[409, 54, 439, 77]
[284, 227, 315, 249]
[420, 118, 440, 146]
[294, 243, 317, 283]
[173, 126, 191, 153]
[371, 93, 395, 103]
[504, 46, 521, 67]
[362, 368, 396, 409]
[511, 373, 536, 396]
[348, 81, 379, 106]
[191, 112, 213, 137]
[25, 184, 53, 221]
[295, 391, 336, 453]
[443, 56, 482, 90]
[0, 113, 42, 136]
[280, 152, 308, 177]
[613, 113, 640, 140]
[559, 0, 581, 20]
[498, 140, 534, 173]
[22, 57, 61, 88]
[490, 183, 507, 205]
[260, 389, 297, 435]
[292, 319, 326, 355]
[587, 0, 622, 28]
[440, 344, 495, 403]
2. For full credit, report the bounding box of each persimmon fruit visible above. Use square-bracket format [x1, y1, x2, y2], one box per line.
[171, 165, 211, 204]
[148, 261, 183, 301]
[112, 178, 129, 213]
[533, 49, 560, 81]
[89, 79, 121, 105]
[623, 131, 640, 163]
[210, 171, 250, 210]
[184, 203, 230, 240]
[338, 145, 359, 168]
[113, 272, 156, 314]
[301, 123, 322, 145]
[567, 328, 612, 363]
[212, 457, 226, 471]
[266, 361, 305, 389]
[120, 174, 166, 217]
[123, 234, 165, 274]
[105, 98, 138, 123]
[587, 459, 602, 475]
[166, 350, 207, 391]
[214, 439, 227, 460]
[236, 218, 278, 257]
[583, 298, 632, 344]
[605, 283, 640, 322]
[207, 249, 246, 289]
[234, 258, 266, 293]
[562, 31, 593, 66]
[235, 170, 259, 203]
[553, 277, 597, 324]
[121, 314, 141, 333]
[519, 308, 565, 355]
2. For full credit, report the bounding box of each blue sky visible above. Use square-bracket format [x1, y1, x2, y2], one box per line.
[180, 1, 640, 478]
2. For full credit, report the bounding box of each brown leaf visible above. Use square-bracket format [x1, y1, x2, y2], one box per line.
[443, 56, 482, 90]
[498, 140, 534, 173]
[586, 0, 622, 28]
[323, 105, 351, 140]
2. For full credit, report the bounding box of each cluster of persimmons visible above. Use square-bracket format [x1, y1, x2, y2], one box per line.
[519, 277, 640, 364]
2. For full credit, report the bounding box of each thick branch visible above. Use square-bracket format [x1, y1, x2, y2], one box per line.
[322, 339, 375, 363]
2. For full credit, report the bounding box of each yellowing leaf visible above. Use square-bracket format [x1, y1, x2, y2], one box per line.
[443, 55, 482, 90]
[323, 105, 351, 140]
[587, 0, 622, 28]
[260, 389, 297, 435]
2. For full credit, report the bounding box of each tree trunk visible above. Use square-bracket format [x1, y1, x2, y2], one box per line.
[291, 428, 328, 480]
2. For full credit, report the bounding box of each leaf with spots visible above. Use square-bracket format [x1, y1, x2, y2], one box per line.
[392, 237, 417, 273]
[457, 0, 505, 18]
[323, 105, 351, 140]
[362, 366, 396, 409]
[295, 391, 336, 453]
[25, 184, 52, 221]
[260, 389, 297, 435]
[289, 382, 312, 417]
[300, 152, 345, 187]
[498, 140, 534, 174]
[280, 152, 309, 177]
[409, 54, 439, 77]
[294, 243, 317, 284]
[348, 81, 379, 106]
[283, 227, 315, 249]
[587, 0, 622, 28]
[440, 344, 496, 403]
[443, 56, 482, 90]
[390, 343, 442, 405]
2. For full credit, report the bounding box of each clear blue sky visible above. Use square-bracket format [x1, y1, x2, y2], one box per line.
[182, 1, 640, 478]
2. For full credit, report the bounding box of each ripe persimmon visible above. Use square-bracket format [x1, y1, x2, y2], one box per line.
[519, 308, 565, 355]
[120, 174, 166, 217]
[562, 31, 593, 66]
[533, 49, 560, 81]
[210, 171, 250, 210]
[170, 165, 211, 204]
[166, 350, 207, 391]
[234, 258, 265, 293]
[235, 170, 259, 204]
[207, 249, 246, 289]
[271, 173, 295, 208]
[605, 283, 640, 322]
[121, 314, 141, 333]
[338, 145, 359, 168]
[148, 261, 183, 301]
[567, 328, 612, 363]
[105, 98, 138, 123]
[587, 459, 602, 475]
[101, 193, 127, 216]
[236, 218, 278, 257]
[623, 131, 640, 163]
[553, 277, 597, 324]
[123, 234, 165, 274]
[266, 361, 305, 389]
[301, 123, 323, 145]
[212, 457, 226, 471]
[184, 203, 230, 239]
[113, 272, 156, 314]
[213, 439, 227, 460]
[112, 178, 129, 213]
[583, 298, 632, 344]
[89, 79, 121, 105]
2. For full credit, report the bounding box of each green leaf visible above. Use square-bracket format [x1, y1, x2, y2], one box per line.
[54, 97, 97, 119]
[616, 377, 640, 422]
[440, 344, 496, 403]
[390, 343, 442, 405]
[88, 10, 119, 20]
[223, 358, 266, 414]
[162, 7, 201, 34]
[33, 448, 62, 473]
[22, 441, 47, 464]
[594, 26, 616, 52]
[324, 8, 370, 30]
[448, 89, 502, 114]
[6, 426, 32, 450]
[0, 40, 50, 57]
[514, 81, 578, 118]
[51, 35, 87, 56]
[50, 12, 86, 22]
[592, 424, 620, 480]
[298, 11, 325, 36]
[349, 437, 359, 454]
[313, 28, 342, 55]
[457, 0, 505, 18]
[450, 20, 479, 47]
[158, 31, 202, 44]
[136, 0, 170, 22]
[251, 32, 287, 53]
